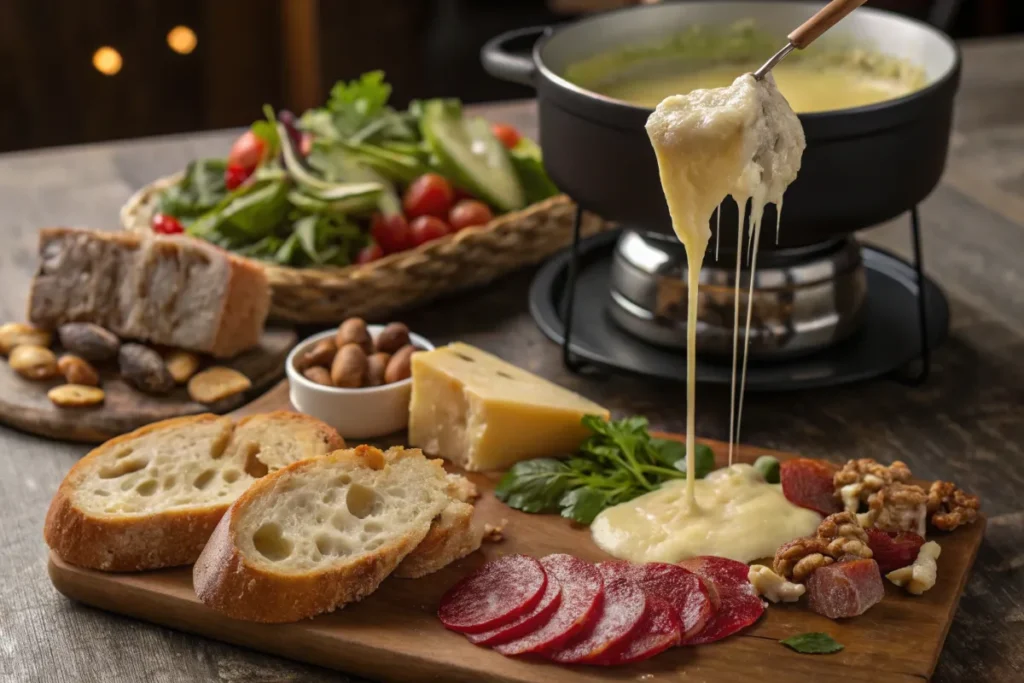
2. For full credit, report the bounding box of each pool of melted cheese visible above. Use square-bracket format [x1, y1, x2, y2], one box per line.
[592, 464, 822, 564]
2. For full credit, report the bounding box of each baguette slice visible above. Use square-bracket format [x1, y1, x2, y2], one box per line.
[193, 445, 452, 623]
[44, 411, 343, 571]
[28, 227, 270, 358]
[394, 473, 481, 579]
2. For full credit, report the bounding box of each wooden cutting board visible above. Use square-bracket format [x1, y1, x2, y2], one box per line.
[0, 328, 296, 443]
[47, 381, 984, 682]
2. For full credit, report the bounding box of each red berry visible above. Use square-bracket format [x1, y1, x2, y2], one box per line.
[370, 213, 413, 254]
[152, 214, 184, 235]
[409, 216, 452, 246]
[356, 243, 384, 264]
[403, 173, 455, 219]
[491, 123, 521, 150]
[225, 164, 250, 190]
[448, 199, 494, 231]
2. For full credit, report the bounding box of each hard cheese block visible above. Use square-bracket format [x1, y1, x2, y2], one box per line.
[408, 343, 609, 471]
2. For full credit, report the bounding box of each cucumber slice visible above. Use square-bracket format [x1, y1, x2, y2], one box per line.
[420, 100, 525, 212]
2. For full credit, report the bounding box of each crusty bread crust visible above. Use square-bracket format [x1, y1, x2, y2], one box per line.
[43, 412, 343, 572]
[193, 447, 446, 623]
[43, 414, 230, 572]
[393, 500, 480, 579]
[28, 228, 270, 358]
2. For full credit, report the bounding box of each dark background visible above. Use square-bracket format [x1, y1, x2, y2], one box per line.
[1, 0, 1020, 154]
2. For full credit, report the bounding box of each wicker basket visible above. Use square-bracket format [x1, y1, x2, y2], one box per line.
[121, 173, 614, 324]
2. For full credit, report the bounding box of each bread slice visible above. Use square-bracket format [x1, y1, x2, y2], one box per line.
[193, 445, 452, 623]
[28, 227, 270, 358]
[43, 411, 343, 571]
[394, 473, 481, 579]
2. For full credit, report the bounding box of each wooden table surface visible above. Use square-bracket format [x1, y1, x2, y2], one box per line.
[1, 37, 1022, 683]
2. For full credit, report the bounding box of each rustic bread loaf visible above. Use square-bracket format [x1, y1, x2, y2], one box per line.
[394, 473, 481, 579]
[28, 228, 270, 358]
[193, 445, 453, 623]
[43, 411, 343, 571]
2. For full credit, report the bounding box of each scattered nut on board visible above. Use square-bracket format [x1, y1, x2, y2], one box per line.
[188, 366, 252, 404]
[57, 322, 120, 362]
[0, 322, 52, 355]
[483, 520, 508, 543]
[303, 366, 333, 386]
[57, 354, 100, 386]
[119, 344, 175, 395]
[48, 384, 105, 408]
[165, 350, 201, 384]
[9, 345, 59, 380]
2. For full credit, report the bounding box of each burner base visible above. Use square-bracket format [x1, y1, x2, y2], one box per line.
[529, 230, 949, 392]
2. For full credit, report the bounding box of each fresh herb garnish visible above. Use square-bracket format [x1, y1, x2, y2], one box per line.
[779, 632, 844, 654]
[495, 415, 715, 525]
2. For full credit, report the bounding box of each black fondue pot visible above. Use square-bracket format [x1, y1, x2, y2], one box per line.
[481, 1, 960, 249]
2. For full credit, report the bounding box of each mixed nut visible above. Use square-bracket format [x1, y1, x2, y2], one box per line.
[295, 318, 421, 389]
[0, 320, 252, 408]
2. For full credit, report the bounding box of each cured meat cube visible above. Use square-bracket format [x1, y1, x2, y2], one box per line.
[866, 529, 925, 574]
[781, 458, 842, 516]
[806, 559, 884, 619]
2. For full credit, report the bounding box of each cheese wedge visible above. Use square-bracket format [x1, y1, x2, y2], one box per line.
[408, 343, 609, 471]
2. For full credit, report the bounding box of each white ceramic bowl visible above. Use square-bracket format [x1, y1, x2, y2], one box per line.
[285, 326, 434, 440]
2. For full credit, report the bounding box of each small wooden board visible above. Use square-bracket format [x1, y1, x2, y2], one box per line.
[0, 328, 296, 443]
[47, 383, 984, 682]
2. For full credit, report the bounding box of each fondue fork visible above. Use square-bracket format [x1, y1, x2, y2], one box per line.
[753, 0, 870, 80]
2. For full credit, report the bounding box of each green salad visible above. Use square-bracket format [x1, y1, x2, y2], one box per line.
[150, 71, 559, 268]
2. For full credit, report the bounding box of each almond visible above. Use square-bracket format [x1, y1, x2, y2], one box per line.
[48, 384, 105, 408]
[187, 367, 252, 404]
[9, 345, 59, 380]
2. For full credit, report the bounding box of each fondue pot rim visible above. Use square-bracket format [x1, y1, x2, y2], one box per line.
[485, 1, 960, 135]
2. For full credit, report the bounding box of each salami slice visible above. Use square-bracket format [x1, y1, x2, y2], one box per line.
[438, 554, 546, 634]
[545, 577, 647, 664]
[591, 596, 682, 666]
[494, 554, 603, 656]
[467, 572, 562, 646]
[597, 561, 713, 640]
[677, 556, 764, 645]
[780, 458, 841, 516]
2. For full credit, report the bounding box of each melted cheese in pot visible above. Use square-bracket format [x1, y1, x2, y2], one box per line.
[591, 465, 822, 564]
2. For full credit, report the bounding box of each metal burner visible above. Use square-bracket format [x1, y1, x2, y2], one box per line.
[608, 230, 867, 359]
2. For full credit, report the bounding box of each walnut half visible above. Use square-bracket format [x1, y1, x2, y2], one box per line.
[833, 458, 912, 514]
[928, 481, 980, 531]
[817, 512, 873, 561]
[774, 537, 834, 582]
[868, 482, 928, 536]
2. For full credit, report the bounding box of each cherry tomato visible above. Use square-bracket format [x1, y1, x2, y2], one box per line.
[356, 243, 385, 264]
[370, 213, 414, 254]
[491, 123, 521, 150]
[224, 164, 251, 190]
[448, 199, 494, 231]
[228, 130, 266, 171]
[152, 214, 184, 235]
[410, 216, 452, 246]
[402, 173, 455, 219]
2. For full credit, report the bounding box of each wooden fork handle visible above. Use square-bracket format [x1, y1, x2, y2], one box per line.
[788, 0, 869, 49]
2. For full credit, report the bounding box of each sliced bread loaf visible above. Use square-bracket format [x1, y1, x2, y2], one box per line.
[394, 473, 481, 579]
[28, 228, 270, 358]
[193, 445, 453, 623]
[44, 411, 343, 571]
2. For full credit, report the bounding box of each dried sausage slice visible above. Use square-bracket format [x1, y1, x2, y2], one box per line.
[677, 556, 765, 645]
[493, 554, 603, 656]
[467, 571, 562, 646]
[545, 577, 647, 664]
[597, 561, 713, 640]
[591, 596, 682, 666]
[438, 554, 546, 634]
[781, 458, 841, 516]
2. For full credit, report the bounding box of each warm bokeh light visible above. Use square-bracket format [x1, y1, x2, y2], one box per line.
[167, 26, 197, 55]
[92, 47, 122, 76]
